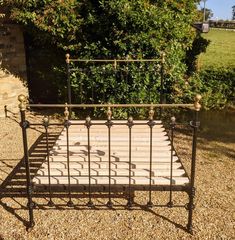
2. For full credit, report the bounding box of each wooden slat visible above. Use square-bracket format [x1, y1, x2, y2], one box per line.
[39, 161, 182, 169]
[57, 136, 169, 142]
[33, 119, 189, 188]
[33, 176, 189, 185]
[52, 145, 171, 152]
[37, 168, 185, 177]
[49, 150, 176, 158]
[48, 155, 179, 162]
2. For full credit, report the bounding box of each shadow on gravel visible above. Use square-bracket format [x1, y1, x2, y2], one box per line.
[0, 129, 60, 227]
[0, 111, 188, 232]
[0, 133, 60, 194]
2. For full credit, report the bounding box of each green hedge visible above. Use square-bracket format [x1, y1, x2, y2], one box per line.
[185, 67, 235, 109]
[5, 0, 206, 107]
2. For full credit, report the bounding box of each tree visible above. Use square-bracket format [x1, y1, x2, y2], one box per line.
[5, 0, 206, 105]
[232, 5, 235, 20]
[197, 8, 213, 22]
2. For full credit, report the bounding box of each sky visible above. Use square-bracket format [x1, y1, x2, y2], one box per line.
[198, 0, 235, 20]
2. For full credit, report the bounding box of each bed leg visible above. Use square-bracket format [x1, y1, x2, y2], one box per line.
[19, 95, 35, 231]
[187, 96, 201, 234]
[186, 187, 196, 234]
[124, 190, 135, 204]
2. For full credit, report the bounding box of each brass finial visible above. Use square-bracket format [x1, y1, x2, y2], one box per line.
[43, 116, 49, 126]
[107, 104, 112, 120]
[194, 94, 202, 111]
[18, 94, 27, 111]
[161, 52, 166, 64]
[65, 53, 70, 64]
[86, 116, 91, 123]
[114, 59, 117, 70]
[149, 105, 154, 120]
[128, 116, 133, 123]
[64, 103, 69, 120]
[171, 116, 176, 124]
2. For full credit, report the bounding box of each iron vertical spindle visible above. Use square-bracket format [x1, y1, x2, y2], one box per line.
[147, 106, 155, 208]
[66, 53, 72, 118]
[147, 125, 153, 208]
[187, 94, 201, 234]
[106, 106, 113, 208]
[64, 104, 73, 207]
[86, 116, 93, 207]
[167, 116, 175, 208]
[106, 122, 113, 208]
[4, 105, 7, 118]
[43, 116, 54, 207]
[127, 116, 134, 208]
[18, 95, 35, 229]
[159, 52, 165, 118]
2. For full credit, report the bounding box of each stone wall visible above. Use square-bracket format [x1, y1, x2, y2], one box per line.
[0, 15, 28, 117]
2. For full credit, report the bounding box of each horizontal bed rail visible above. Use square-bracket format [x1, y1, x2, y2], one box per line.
[28, 103, 195, 108]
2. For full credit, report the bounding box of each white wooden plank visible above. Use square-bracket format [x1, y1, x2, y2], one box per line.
[33, 121, 188, 187]
[52, 145, 171, 152]
[48, 155, 179, 162]
[56, 136, 169, 142]
[40, 161, 182, 169]
[49, 150, 176, 158]
[37, 168, 185, 177]
[33, 176, 189, 186]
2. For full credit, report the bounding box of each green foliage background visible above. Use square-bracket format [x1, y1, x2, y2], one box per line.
[6, 0, 217, 108]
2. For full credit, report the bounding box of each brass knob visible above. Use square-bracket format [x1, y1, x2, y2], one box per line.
[128, 116, 133, 123]
[171, 116, 176, 123]
[107, 105, 112, 120]
[64, 103, 69, 120]
[86, 116, 91, 123]
[194, 94, 202, 111]
[65, 53, 70, 64]
[18, 94, 27, 111]
[18, 94, 26, 102]
[43, 116, 49, 124]
[149, 106, 154, 120]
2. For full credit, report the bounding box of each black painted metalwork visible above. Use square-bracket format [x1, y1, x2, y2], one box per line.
[160, 53, 165, 117]
[187, 110, 200, 234]
[127, 117, 134, 208]
[167, 116, 176, 208]
[160, 57, 164, 104]
[43, 117, 54, 207]
[85, 116, 94, 207]
[17, 87, 201, 233]
[4, 105, 7, 118]
[65, 119, 73, 207]
[147, 119, 155, 208]
[19, 108, 35, 229]
[106, 119, 113, 208]
[66, 54, 72, 117]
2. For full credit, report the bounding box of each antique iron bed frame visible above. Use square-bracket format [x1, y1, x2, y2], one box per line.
[7, 54, 201, 234]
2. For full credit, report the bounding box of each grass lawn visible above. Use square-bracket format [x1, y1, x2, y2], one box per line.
[198, 29, 235, 69]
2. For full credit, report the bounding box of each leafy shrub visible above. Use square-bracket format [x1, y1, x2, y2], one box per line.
[5, 0, 209, 108]
[184, 67, 235, 109]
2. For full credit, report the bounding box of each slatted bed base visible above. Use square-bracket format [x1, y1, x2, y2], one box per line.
[17, 80, 201, 233]
[33, 120, 189, 191]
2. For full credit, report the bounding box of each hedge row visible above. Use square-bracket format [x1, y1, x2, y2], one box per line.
[185, 67, 235, 109]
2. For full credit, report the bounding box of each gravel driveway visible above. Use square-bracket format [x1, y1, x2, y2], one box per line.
[0, 111, 234, 240]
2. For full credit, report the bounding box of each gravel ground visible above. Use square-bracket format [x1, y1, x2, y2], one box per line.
[0, 111, 234, 240]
